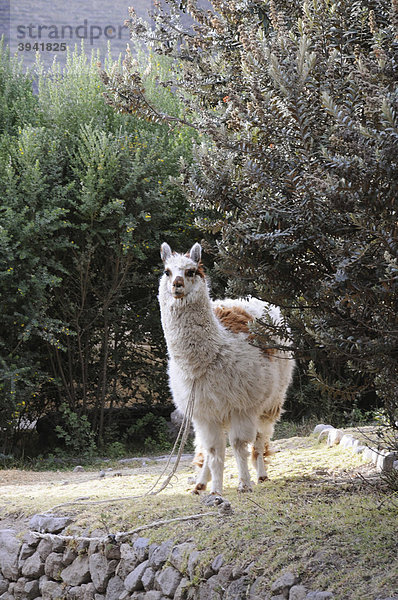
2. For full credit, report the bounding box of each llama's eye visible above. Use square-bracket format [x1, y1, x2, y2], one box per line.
[186, 269, 196, 278]
[165, 269, 171, 277]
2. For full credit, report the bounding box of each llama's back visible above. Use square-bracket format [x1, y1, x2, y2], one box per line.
[212, 296, 281, 325]
[212, 297, 285, 349]
[212, 295, 295, 415]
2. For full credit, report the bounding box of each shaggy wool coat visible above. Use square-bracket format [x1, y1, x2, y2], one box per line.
[158, 243, 295, 494]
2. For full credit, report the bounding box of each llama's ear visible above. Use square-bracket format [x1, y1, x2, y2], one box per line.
[189, 243, 202, 264]
[161, 243, 172, 263]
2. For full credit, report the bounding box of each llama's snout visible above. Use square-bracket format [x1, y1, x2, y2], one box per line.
[172, 276, 185, 298]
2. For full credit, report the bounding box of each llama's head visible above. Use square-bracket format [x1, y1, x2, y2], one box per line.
[159, 242, 205, 302]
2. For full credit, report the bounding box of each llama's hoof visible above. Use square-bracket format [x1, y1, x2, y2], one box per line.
[237, 482, 253, 493]
[258, 475, 269, 483]
[191, 482, 207, 495]
[202, 493, 225, 506]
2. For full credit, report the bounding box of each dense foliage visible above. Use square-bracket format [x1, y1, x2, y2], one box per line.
[103, 0, 397, 432]
[0, 42, 197, 456]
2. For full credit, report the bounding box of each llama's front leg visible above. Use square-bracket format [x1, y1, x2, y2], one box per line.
[229, 414, 256, 492]
[192, 447, 211, 493]
[193, 421, 225, 495]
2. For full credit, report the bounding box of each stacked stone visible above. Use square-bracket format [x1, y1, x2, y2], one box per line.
[314, 424, 398, 472]
[0, 514, 338, 600]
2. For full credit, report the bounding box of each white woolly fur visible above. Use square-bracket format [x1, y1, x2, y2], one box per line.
[158, 242, 295, 494]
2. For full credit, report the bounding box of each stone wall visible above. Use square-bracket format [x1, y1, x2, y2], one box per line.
[314, 424, 398, 472]
[0, 515, 335, 600]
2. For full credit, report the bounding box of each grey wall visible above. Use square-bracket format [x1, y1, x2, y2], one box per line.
[6, 0, 155, 70]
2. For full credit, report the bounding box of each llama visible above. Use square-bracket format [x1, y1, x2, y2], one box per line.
[158, 242, 295, 494]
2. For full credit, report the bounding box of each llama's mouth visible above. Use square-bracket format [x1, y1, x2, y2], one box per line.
[173, 291, 185, 299]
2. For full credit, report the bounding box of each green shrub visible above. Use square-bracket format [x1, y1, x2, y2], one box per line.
[54, 403, 97, 457]
[103, 441, 126, 459]
[0, 43, 198, 456]
[0, 39, 38, 135]
[125, 412, 172, 454]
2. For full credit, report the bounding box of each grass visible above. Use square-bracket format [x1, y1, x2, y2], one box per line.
[0, 431, 397, 600]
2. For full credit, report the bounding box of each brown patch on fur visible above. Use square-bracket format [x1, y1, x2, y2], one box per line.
[251, 447, 259, 461]
[263, 442, 275, 459]
[237, 482, 253, 493]
[214, 306, 253, 334]
[173, 276, 185, 288]
[260, 347, 276, 358]
[192, 451, 205, 469]
[262, 404, 284, 423]
[258, 475, 269, 482]
[184, 253, 206, 279]
[262, 346, 277, 358]
[196, 262, 206, 278]
[214, 305, 276, 358]
[192, 483, 207, 495]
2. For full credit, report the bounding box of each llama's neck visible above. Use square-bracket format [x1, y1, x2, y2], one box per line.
[160, 286, 224, 376]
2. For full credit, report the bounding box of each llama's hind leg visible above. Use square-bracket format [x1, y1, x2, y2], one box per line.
[229, 414, 257, 493]
[251, 417, 276, 483]
[193, 421, 225, 494]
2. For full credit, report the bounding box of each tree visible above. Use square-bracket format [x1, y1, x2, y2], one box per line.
[102, 0, 397, 432]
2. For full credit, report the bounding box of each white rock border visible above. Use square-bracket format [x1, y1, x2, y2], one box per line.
[314, 424, 398, 472]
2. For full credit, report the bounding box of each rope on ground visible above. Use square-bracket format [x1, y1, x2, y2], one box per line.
[144, 380, 196, 497]
[43, 382, 196, 514]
